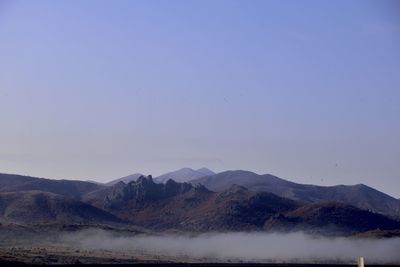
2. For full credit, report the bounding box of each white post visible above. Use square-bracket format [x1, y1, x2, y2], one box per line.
[358, 257, 365, 267]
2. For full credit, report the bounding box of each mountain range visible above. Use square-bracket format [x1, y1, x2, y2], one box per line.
[1, 169, 399, 236]
[85, 176, 400, 234]
[153, 167, 215, 183]
[190, 170, 400, 219]
[105, 167, 215, 185]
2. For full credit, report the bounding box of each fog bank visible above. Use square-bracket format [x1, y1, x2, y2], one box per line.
[61, 230, 400, 264]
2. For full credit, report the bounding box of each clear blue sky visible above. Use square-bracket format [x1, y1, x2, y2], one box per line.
[0, 0, 399, 197]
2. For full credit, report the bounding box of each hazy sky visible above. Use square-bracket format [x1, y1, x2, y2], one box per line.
[0, 0, 399, 197]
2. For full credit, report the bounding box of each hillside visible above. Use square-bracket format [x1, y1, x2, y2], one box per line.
[0, 191, 123, 225]
[191, 170, 400, 218]
[0, 173, 103, 199]
[154, 168, 215, 183]
[264, 202, 400, 235]
[86, 176, 400, 234]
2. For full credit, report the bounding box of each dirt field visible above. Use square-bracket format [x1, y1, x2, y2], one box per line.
[0, 245, 199, 264]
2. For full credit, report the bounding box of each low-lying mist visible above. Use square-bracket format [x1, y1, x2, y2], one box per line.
[60, 230, 400, 264]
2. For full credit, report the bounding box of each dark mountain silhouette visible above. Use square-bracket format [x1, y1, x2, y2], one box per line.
[86, 176, 400, 234]
[190, 170, 400, 218]
[0, 173, 104, 199]
[0, 191, 123, 225]
[154, 167, 215, 183]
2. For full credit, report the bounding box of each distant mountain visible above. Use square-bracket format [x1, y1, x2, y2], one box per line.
[154, 168, 214, 183]
[0, 191, 123, 225]
[196, 167, 215, 176]
[0, 173, 104, 199]
[2, 171, 400, 235]
[86, 176, 400, 234]
[190, 170, 400, 218]
[106, 173, 144, 186]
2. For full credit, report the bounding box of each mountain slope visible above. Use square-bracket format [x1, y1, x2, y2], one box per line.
[154, 168, 214, 183]
[85, 175, 196, 209]
[85, 177, 400, 234]
[0, 191, 123, 225]
[196, 167, 215, 176]
[190, 170, 400, 218]
[106, 173, 144, 186]
[0, 173, 104, 199]
[87, 177, 300, 231]
[264, 202, 400, 235]
[2, 172, 399, 235]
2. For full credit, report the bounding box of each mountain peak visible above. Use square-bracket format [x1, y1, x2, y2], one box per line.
[154, 167, 214, 183]
[102, 176, 197, 209]
[136, 175, 154, 184]
[179, 167, 195, 171]
[106, 173, 144, 186]
[196, 167, 215, 176]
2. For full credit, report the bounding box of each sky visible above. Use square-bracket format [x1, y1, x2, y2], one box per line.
[0, 0, 399, 197]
